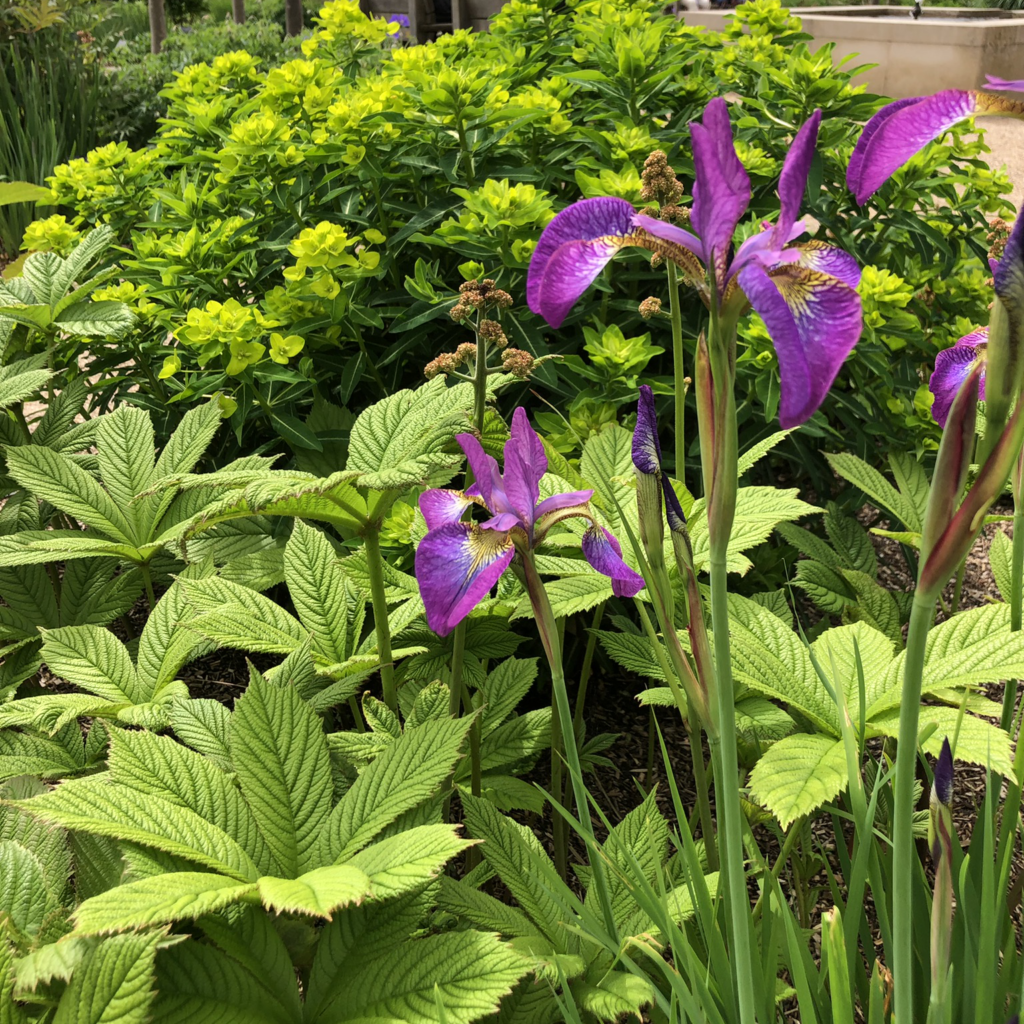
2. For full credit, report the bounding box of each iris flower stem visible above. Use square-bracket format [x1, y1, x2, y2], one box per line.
[893, 592, 937, 1024]
[564, 602, 606, 815]
[699, 297, 755, 1024]
[667, 262, 686, 479]
[521, 551, 618, 942]
[1000, 488, 1024, 732]
[363, 527, 397, 713]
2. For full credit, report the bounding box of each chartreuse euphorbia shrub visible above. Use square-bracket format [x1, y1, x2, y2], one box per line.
[18, 0, 1011, 469]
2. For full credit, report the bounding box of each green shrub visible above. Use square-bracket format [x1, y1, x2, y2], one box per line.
[24, 0, 1012, 478]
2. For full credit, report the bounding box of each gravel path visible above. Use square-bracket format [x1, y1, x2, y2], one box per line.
[980, 118, 1024, 210]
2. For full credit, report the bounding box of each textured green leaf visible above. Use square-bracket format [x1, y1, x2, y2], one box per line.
[16, 780, 258, 881]
[826, 452, 919, 530]
[479, 658, 539, 736]
[74, 872, 256, 934]
[136, 578, 214, 698]
[462, 794, 569, 951]
[990, 530, 1014, 605]
[0, 366, 51, 410]
[108, 729, 275, 875]
[348, 824, 473, 899]
[512, 573, 612, 620]
[595, 630, 663, 681]
[230, 675, 333, 876]
[841, 570, 902, 645]
[0, 694, 121, 733]
[572, 969, 653, 1021]
[95, 406, 155, 533]
[258, 865, 371, 918]
[748, 734, 848, 827]
[875, 604, 1024, 715]
[824, 505, 876, 575]
[476, 708, 550, 773]
[313, 929, 528, 1024]
[285, 521, 352, 663]
[812, 621, 896, 722]
[53, 929, 161, 1024]
[168, 698, 232, 769]
[580, 426, 634, 533]
[54, 300, 135, 338]
[323, 716, 472, 863]
[436, 877, 540, 940]
[734, 696, 795, 744]
[887, 452, 931, 530]
[41, 626, 142, 705]
[794, 560, 856, 614]
[151, 937, 297, 1024]
[775, 522, 843, 569]
[0, 840, 53, 939]
[0, 729, 81, 781]
[870, 706, 1014, 777]
[4, 447, 135, 543]
[0, 181, 50, 207]
[14, 936, 94, 995]
[59, 560, 142, 629]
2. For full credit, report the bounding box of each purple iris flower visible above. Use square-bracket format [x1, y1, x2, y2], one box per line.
[527, 99, 863, 428]
[929, 214, 1024, 426]
[847, 77, 1024, 205]
[389, 12, 410, 29]
[415, 407, 644, 635]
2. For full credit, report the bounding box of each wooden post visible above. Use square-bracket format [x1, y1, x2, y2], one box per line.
[284, 0, 303, 35]
[148, 0, 167, 53]
[232, 0, 246, 23]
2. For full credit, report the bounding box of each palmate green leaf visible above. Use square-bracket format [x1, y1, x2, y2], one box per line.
[794, 560, 856, 615]
[41, 626, 143, 705]
[475, 708, 550, 774]
[579, 426, 633, 532]
[345, 376, 477, 485]
[182, 577, 308, 656]
[14, 936, 95, 995]
[53, 300, 135, 339]
[812, 622, 897, 722]
[107, 729, 275, 876]
[734, 696, 795, 743]
[689, 487, 818, 575]
[870, 706, 1014, 777]
[4, 447, 135, 544]
[841, 569, 902, 645]
[462, 794, 569, 952]
[53, 929, 161, 1024]
[73, 872, 257, 935]
[315, 929, 528, 1024]
[136, 573, 215, 698]
[257, 865, 371, 919]
[96, 406, 155, 530]
[887, 451, 931, 531]
[479, 658, 539, 736]
[0, 729, 83, 781]
[748, 734, 848, 828]
[596, 631, 663, 682]
[0, 776, 72, 893]
[726, 595, 836, 733]
[775, 522, 843, 570]
[16, 779, 259, 881]
[572, 969, 654, 1022]
[511, 573, 613, 620]
[0, 840, 54, 940]
[826, 452, 920, 530]
[285, 521, 351, 663]
[0, 532, 150, 567]
[437, 877, 541, 941]
[168, 699, 232, 770]
[824, 505, 876, 575]
[322, 716, 473, 864]
[0, 365, 51, 410]
[990, 530, 1014, 605]
[151, 937, 298, 1024]
[0, 563, 57, 626]
[0, 694, 124, 734]
[873, 604, 1024, 716]
[230, 675, 333, 877]
[59, 559, 142, 628]
[348, 823, 473, 900]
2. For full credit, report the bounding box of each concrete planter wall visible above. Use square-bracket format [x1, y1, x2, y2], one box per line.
[677, 6, 1024, 98]
[360, 0, 502, 38]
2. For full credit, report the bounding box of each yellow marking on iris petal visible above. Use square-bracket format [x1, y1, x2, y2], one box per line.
[975, 91, 1024, 118]
[628, 230, 707, 286]
[466, 527, 515, 574]
[769, 266, 835, 317]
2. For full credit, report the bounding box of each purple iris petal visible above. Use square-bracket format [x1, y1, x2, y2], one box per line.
[632, 384, 662, 476]
[420, 488, 476, 530]
[738, 262, 863, 428]
[774, 110, 822, 247]
[933, 737, 954, 806]
[503, 407, 547, 523]
[456, 433, 510, 514]
[632, 213, 705, 261]
[793, 241, 862, 288]
[533, 490, 594, 519]
[663, 477, 687, 533]
[480, 512, 523, 532]
[581, 526, 644, 598]
[986, 76, 1024, 92]
[531, 238, 624, 329]
[415, 523, 516, 636]
[929, 328, 987, 428]
[527, 197, 636, 323]
[690, 98, 751, 288]
[847, 91, 978, 204]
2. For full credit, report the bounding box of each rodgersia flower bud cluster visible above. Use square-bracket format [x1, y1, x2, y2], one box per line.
[449, 279, 514, 323]
[640, 150, 685, 207]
